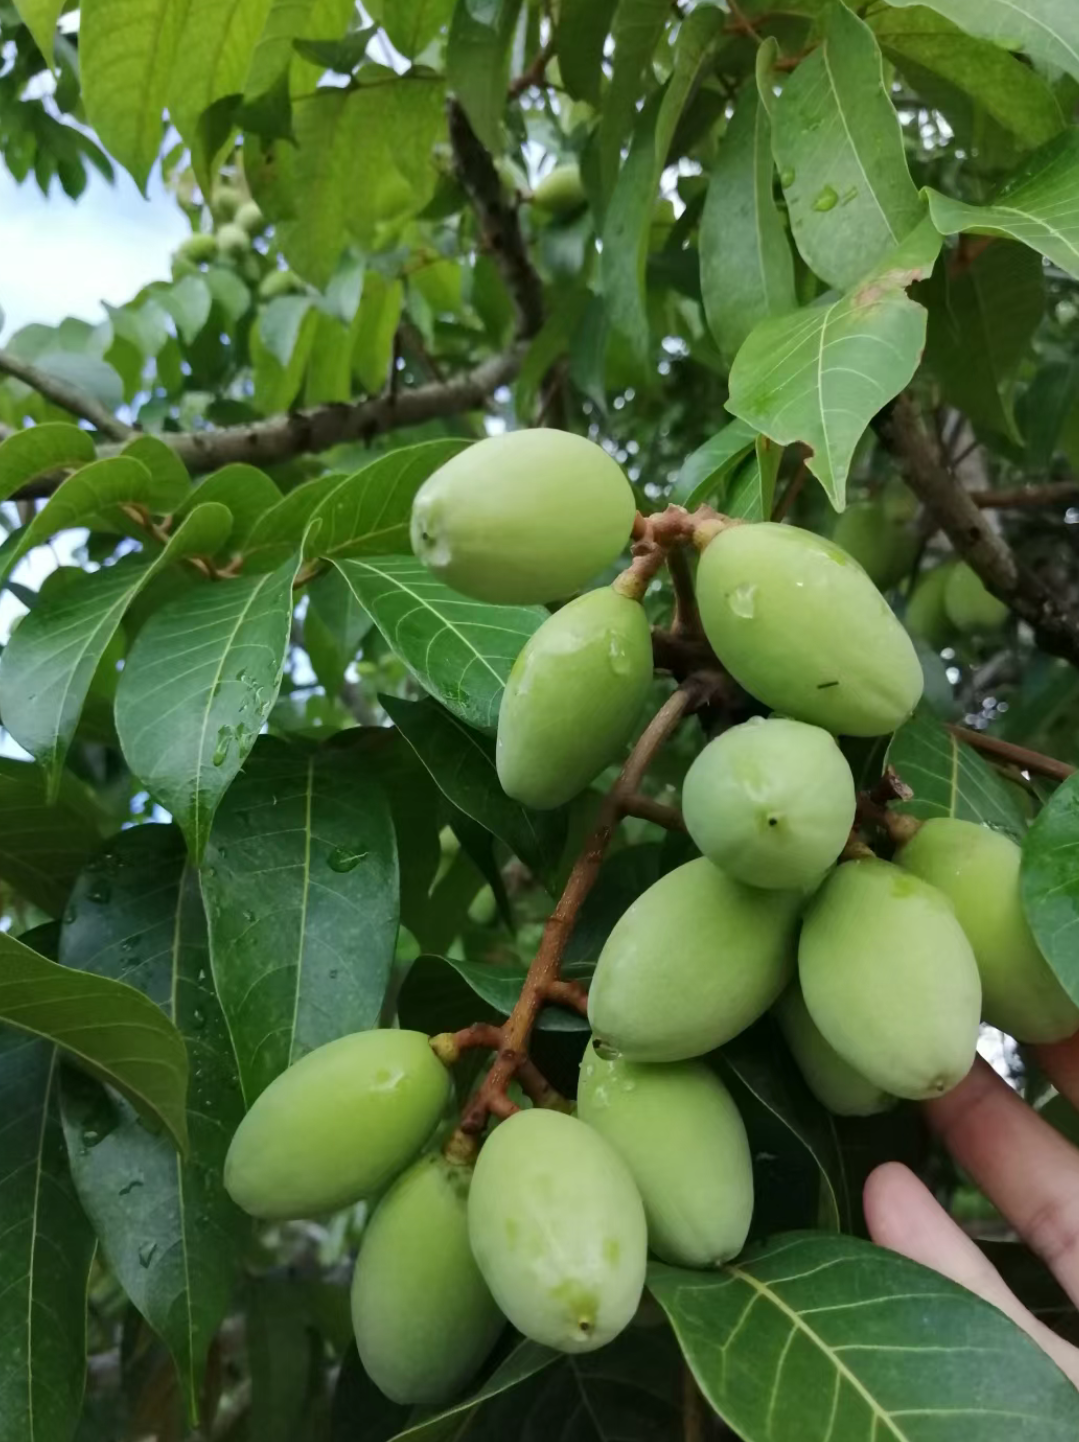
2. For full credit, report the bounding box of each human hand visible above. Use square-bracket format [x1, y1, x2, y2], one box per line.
[865, 1037, 1079, 1389]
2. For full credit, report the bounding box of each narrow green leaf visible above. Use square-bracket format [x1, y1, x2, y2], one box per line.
[58, 826, 245, 1418]
[885, 711, 1027, 839]
[0, 505, 233, 796]
[382, 694, 568, 886]
[80, 0, 189, 189]
[115, 552, 299, 859]
[1021, 771, 1079, 1005]
[176, 466, 282, 550]
[0, 422, 94, 502]
[352, 273, 404, 393]
[0, 1031, 96, 1442]
[308, 441, 470, 561]
[925, 129, 1079, 280]
[670, 420, 759, 507]
[872, 6, 1065, 151]
[888, 0, 1079, 87]
[596, 0, 673, 202]
[0, 761, 102, 916]
[335, 556, 545, 733]
[726, 223, 939, 508]
[11, 0, 65, 63]
[726, 436, 782, 522]
[387, 1339, 558, 1442]
[0, 929, 189, 1154]
[201, 735, 399, 1104]
[557, 0, 619, 104]
[772, 2, 925, 291]
[252, 301, 319, 414]
[446, 0, 524, 153]
[650, 1232, 1079, 1440]
[701, 83, 796, 363]
[241, 472, 344, 571]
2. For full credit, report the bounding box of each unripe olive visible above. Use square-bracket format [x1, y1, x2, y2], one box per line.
[897, 819, 1079, 1044]
[696, 522, 923, 736]
[259, 268, 302, 301]
[468, 1109, 646, 1352]
[216, 222, 252, 260]
[587, 857, 801, 1062]
[799, 860, 981, 1100]
[177, 233, 219, 265]
[211, 182, 243, 221]
[411, 430, 636, 604]
[235, 199, 266, 236]
[351, 1154, 505, 1404]
[531, 164, 587, 217]
[905, 562, 955, 650]
[944, 563, 1009, 634]
[682, 717, 855, 890]
[224, 1030, 450, 1220]
[775, 984, 893, 1116]
[831, 502, 918, 591]
[496, 587, 653, 809]
[577, 1042, 753, 1267]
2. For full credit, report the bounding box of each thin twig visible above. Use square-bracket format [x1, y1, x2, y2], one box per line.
[621, 793, 686, 830]
[771, 461, 808, 522]
[967, 481, 1079, 510]
[946, 725, 1075, 783]
[508, 39, 556, 98]
[0, 347, 132, 441]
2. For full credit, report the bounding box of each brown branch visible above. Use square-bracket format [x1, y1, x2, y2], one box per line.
[0, 347, 133, 441]
[447, 99, 545, 339]
[772, 460, 808, 522]
[968, 481, 1079, 510]
[508, 39, 556, 98]
[946, 725, 1075, 783]
[15, 348, 524, 498]
[621, 793, 687, 830]
[882, 394, 1079, 670]
[451, 683, 700, 1135]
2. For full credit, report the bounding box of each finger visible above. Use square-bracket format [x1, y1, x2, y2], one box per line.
[864, 1162, 1079, 1386]
[1035, 1030, 1079, 1113]
[926, 1059, 1079, 1300]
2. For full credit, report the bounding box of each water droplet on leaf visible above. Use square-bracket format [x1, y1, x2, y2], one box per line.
[780, 167, 795, 188]
[328, 846, 368, 873]
[138, 1242, 158, 1268]
[812, 185, 839, 212]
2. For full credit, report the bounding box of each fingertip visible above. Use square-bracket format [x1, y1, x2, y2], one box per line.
[863, 1162, 929, 1253]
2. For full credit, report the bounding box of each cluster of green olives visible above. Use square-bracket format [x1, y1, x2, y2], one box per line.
[221, 432, 1073, 1405]
[172, 180, 269, 280]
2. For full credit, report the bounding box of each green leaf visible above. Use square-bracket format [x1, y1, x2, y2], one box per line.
[247, 1277, 327, 1442]
[885, 711, 1028, 839]
[871, 6, 1065, 151]
[446, 0, 524, 153]
[80, 0, 188, 189]
[123, 434, 193, 501]
[16, 351, 124, 415]
[176, 466, 282, 550]
[201, 735, 399, 1103]
[0, 1032, 96, 1442]
[888, 0, 1079, 87]
[0, 505, 233, 798]
[115, 552, 299, 860]
[0, 928, 189, 1154]
[308, 441, 470, 561]
[727, 435, 782, 522]
[596, 0, 673, 203]
[11, 0, 65, 63]
[556, 0, 618, 104]
[424, 953, 589, 1032]
[671, 419, 759, 507]
[923, 240, 1045, 442]
[0, 421, 94, 502]
[58, 825, 246, 1418]
[0, 761, 102, 916]
[701, 83, 796, 363]
[252, 300, 319, 413]
[382, 695, 568, 887]
[387, 1339, 558, 1442]
[925, 129, 1079, 280]
[651, 1232, 1079, 1440]
[384, 0, 454, 57]
[601, 7, 724, 365]
[726, 222, 940, 508]
[352, 273, 404, 393]
[334, 556, 546, 733]
[157, 274, 214, 345]
[245, 0, 354, 104]
[1021, 771, 1079, 1005]
[772, 3, 925, 291]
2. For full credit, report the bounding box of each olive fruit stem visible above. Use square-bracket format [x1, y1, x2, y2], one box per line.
[441, 681, 701, 1140]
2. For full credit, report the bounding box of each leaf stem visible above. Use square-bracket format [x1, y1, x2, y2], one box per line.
[945, 725, 1075, 783]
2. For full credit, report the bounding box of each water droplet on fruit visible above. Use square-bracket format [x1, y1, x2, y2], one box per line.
[728, 584, 757, 619]
[593, 1039, 622, 1062]
[812, 185, 839, 212]
[328, 846, 367, 873]
[138, 1242, 158, 1268]
[606, 635, 632, 676]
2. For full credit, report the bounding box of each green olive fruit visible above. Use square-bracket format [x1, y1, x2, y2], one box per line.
[905, 562, 955, 650]
[696, 523, 923, 736]
[259, 268, 302, 301]
[587, 857, 801, 1062]
[411, 430, 635, 604]
[351, 1154, 505, 1404]
[831, 502, 918, 590]
[577, 1042, 753, 1267]
[177, 233, 219, 265]
[235, 200, 266, 236]
[532, 164, 587, 217]
[496, 587, 653, 809]
[897, 819, 1079, 1043]
[224, 1030, 450, 1220]
[211, 182, 243, 221]
[216, 222, 252, 260]
[682, 717, 855, 890]
[944, 563, 1010, 634]
[799, 859, 981, 1100]
[775, 984, 893, 1116]
[171, 255, 199, 279]
[468, 1109, 646, 1352]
